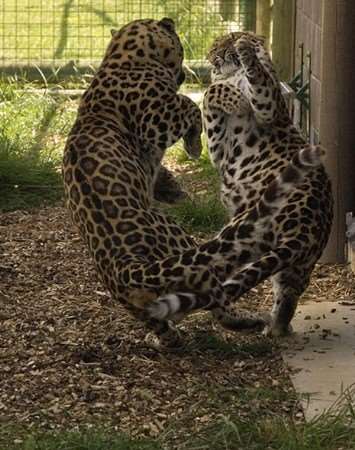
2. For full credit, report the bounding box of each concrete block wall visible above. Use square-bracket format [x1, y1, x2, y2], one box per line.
[293, 1, 355, 262]
[295, 0, 322, 135]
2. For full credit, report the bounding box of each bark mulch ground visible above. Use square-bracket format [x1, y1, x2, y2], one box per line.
[1, 206, 354, 445]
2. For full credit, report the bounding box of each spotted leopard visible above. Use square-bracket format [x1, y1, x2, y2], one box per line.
[62, 19, 326, 348]
[203, 32, 333, 336]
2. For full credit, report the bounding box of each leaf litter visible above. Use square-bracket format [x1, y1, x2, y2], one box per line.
[1, 205, 354, 444]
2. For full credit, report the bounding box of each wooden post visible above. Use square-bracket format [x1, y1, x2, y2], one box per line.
[219, 0, 257, 30]
[219, 0, 236, 22]
[256, 0, 271, 49]
[271, 0, 296, 80]
[239, 0, 257, 30]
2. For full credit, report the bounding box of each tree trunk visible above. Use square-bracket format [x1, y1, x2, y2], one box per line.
[256, 0, 271, 50]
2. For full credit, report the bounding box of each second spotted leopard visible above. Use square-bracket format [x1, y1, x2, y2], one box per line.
[203, 32, 333, 336]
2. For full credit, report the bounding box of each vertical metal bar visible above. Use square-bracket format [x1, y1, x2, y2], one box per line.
[299, 42, 304, 130]
[307, 51, 312, 142]
[52, 0, 56, 65]
[14, 0, 17, 63]
[90, 0, 93, 64]
[1, 0, 5, 65]
[103, 0, 106, 56]
[26, 0, 30, 64]
[77, 0, 80, 64]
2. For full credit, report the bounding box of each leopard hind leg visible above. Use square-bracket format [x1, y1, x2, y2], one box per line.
[264, 266, 311, 337]
[147, 288, 254, 332]
[126, 304, 183, 350]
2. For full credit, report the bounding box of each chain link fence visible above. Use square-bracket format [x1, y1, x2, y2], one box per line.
[0, 0, 256, 79]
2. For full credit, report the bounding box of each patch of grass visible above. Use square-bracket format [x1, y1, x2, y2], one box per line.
[0, 427, 161, 450]
[163, 144, 226, 235]
[169, 142, 218, 181]
[190, 332, 243, 356]
[164, 195, 227, 235]
[187, 405, 355, 450]
[0, 158, 62, 212]
[3, 393, 355, 450]
[189, 332, 274, 358]
[0, 82, 77, 211]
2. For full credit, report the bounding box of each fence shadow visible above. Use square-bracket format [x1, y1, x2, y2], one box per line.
[53, 0, 75, 60]
[28, 101, 60, 161]
[82, 4, 119, 28]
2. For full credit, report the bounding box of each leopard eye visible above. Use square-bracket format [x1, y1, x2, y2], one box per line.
[225, 51, 239, 66]
[225, 51, 234, 62]
[213, 55, 224, 68]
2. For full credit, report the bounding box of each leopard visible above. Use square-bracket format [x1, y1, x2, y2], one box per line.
[62, 18, 327, 349]
[153, 164, 188, 204]
[203, 31, 333, 336]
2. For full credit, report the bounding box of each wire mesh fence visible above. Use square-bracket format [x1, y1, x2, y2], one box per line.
[0, 0, 256, 78]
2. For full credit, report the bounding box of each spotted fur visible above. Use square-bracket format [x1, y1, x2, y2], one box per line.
[203, 32, 333, 336]
[63, 20, 328, 348]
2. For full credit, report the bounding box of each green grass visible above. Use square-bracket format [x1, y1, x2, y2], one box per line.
[188, 331, 274, 358]
[188, 409, 355, 450]
[3, 401, 355, 450]
[0, 80, 217, 221]
[162, 145, 227, 235]
[0, 81, 77, 211]
[164, 195, 227, 235]
[0, 428, 161, 450]
[178, 388, 355, 449]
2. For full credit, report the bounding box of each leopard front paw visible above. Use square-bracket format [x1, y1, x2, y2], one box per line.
[235, 37, 258, 79]
[183, 126, 202, 159]
[235, 35, 256, 60]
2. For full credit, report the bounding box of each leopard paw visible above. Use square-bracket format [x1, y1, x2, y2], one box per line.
[262, 323, 293, 337]
[235, 35, 256, 59]
[183, 128, 202, 160]
[144, 330, 184, 352]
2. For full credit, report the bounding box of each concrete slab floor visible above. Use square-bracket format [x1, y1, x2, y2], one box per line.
[283, 301, 355, 420]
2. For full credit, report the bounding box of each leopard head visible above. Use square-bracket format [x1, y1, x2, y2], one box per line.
[107, 18, 185, 86]
[207, 31, 266, 79]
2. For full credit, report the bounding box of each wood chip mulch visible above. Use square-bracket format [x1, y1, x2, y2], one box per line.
[1, 206, 354, 444]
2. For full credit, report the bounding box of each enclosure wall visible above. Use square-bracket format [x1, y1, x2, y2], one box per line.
[295, 0, 355, 262]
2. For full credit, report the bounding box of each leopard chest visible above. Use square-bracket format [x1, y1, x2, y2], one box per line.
[214, 117, 313, 218]
[218, 114, 277, 185]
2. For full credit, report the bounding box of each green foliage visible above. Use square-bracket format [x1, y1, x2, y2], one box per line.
[3, 396, 355, 450]
[1, 1, 228, 67]
[164, 195, 227, 235]
[0, 428, 161, 450]
[0, 82, 77, 211]
[188, 332, 274, 358]
[161, 1, 227, 61]
[163, 144, 226, 234]
[187, 404, 355, 450]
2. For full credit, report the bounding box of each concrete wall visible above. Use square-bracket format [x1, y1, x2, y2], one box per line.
[295, 0, 322, 137]
[294, 0, 355, 262]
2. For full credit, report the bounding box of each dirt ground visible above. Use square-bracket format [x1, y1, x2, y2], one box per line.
[1, 205, 355, 445]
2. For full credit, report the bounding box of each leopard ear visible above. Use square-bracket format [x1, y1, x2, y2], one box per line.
[158, 17, 175, 33]
[256, 35, 266, 45]
[110, 28, 118, 37]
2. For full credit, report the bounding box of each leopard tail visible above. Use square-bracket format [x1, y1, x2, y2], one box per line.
[147, 145, 325, 321]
